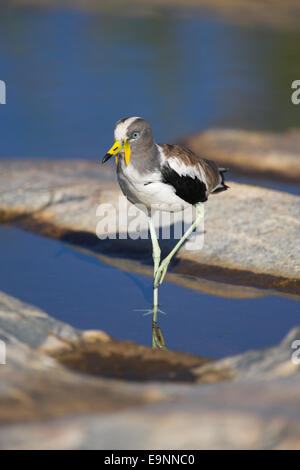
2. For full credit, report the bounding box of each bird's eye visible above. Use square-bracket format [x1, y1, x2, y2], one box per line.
[131, 131, 140, 139]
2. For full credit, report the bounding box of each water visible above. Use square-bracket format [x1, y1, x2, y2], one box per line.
[1, 4, 300, 159]
[1, 224, 299, 358]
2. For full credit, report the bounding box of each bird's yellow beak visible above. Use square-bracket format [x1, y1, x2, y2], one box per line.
[102, 139, 131, 166]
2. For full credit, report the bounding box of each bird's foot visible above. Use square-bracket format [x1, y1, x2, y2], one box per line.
[134, 307, 167, 317]
[152, 322, 167, 350]
[154, 258, 170, 288]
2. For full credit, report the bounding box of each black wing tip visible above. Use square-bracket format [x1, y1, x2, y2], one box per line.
[212, 184, 229, 194]
[211, 167, 230, 194]
[161, 163, 208, 204]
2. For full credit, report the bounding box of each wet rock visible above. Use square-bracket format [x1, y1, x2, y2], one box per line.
[0, 160, 299, 295]
[181, 128, 300, 183]
[50, 334, 217, 383]
[0, 291, 81, 352]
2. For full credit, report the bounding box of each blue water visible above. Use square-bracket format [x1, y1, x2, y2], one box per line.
[1, 4, 300, 159]
[0, 225, 299, 358]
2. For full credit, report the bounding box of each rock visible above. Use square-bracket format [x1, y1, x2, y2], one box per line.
[0, 160, 299, 295]
[193, 325, 300, 382]
[1, 373, 300, 450]
[0, 346, 165, 424]
[7, 0, 300, 33]
[181, 128, 300, 184]
[0, 291, 81, 352]
[0, 291, 300, 449]
[50, 336, 218, 383]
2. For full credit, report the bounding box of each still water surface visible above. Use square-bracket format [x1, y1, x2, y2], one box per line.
[1, 225, 299, 358]
[1, 4, 300, 158]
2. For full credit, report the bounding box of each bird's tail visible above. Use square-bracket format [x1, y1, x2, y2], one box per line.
[212, 167, 229, 194]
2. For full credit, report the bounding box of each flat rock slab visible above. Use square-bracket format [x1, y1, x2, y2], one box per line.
[0, 160, 299, 294]
[2, 376, 300, 450]
[0, 291, 300, 449]
[182, 128, 300, 183]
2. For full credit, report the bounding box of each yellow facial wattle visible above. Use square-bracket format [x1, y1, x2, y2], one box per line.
[105, 139, 131, 166]
[123, 140, 131, 165]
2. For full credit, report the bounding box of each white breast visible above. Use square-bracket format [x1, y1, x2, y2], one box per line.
[118, 161, 189, 212]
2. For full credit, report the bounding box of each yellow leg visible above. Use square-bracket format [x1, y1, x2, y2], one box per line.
[148, 217, 167, 349]
[148, 217, 160, 323]
[154, 204, 204, 288]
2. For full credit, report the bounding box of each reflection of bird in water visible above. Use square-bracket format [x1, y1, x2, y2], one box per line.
[103, 117, 228, 349]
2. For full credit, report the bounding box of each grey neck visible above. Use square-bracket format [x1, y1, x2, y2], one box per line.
[118, 142, 160, 175]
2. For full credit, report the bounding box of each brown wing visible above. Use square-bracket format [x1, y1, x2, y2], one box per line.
[158, 144, 228, 195]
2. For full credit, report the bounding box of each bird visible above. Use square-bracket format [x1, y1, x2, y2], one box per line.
[102, 117, 228, 349]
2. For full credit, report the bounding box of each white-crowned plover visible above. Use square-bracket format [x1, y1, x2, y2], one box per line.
[102, 116, 228, 349]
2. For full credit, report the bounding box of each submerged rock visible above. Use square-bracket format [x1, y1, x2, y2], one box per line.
[0, 291, 300, 449]
[0, 292, 213, 387]
[0, 160, 299, 294]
